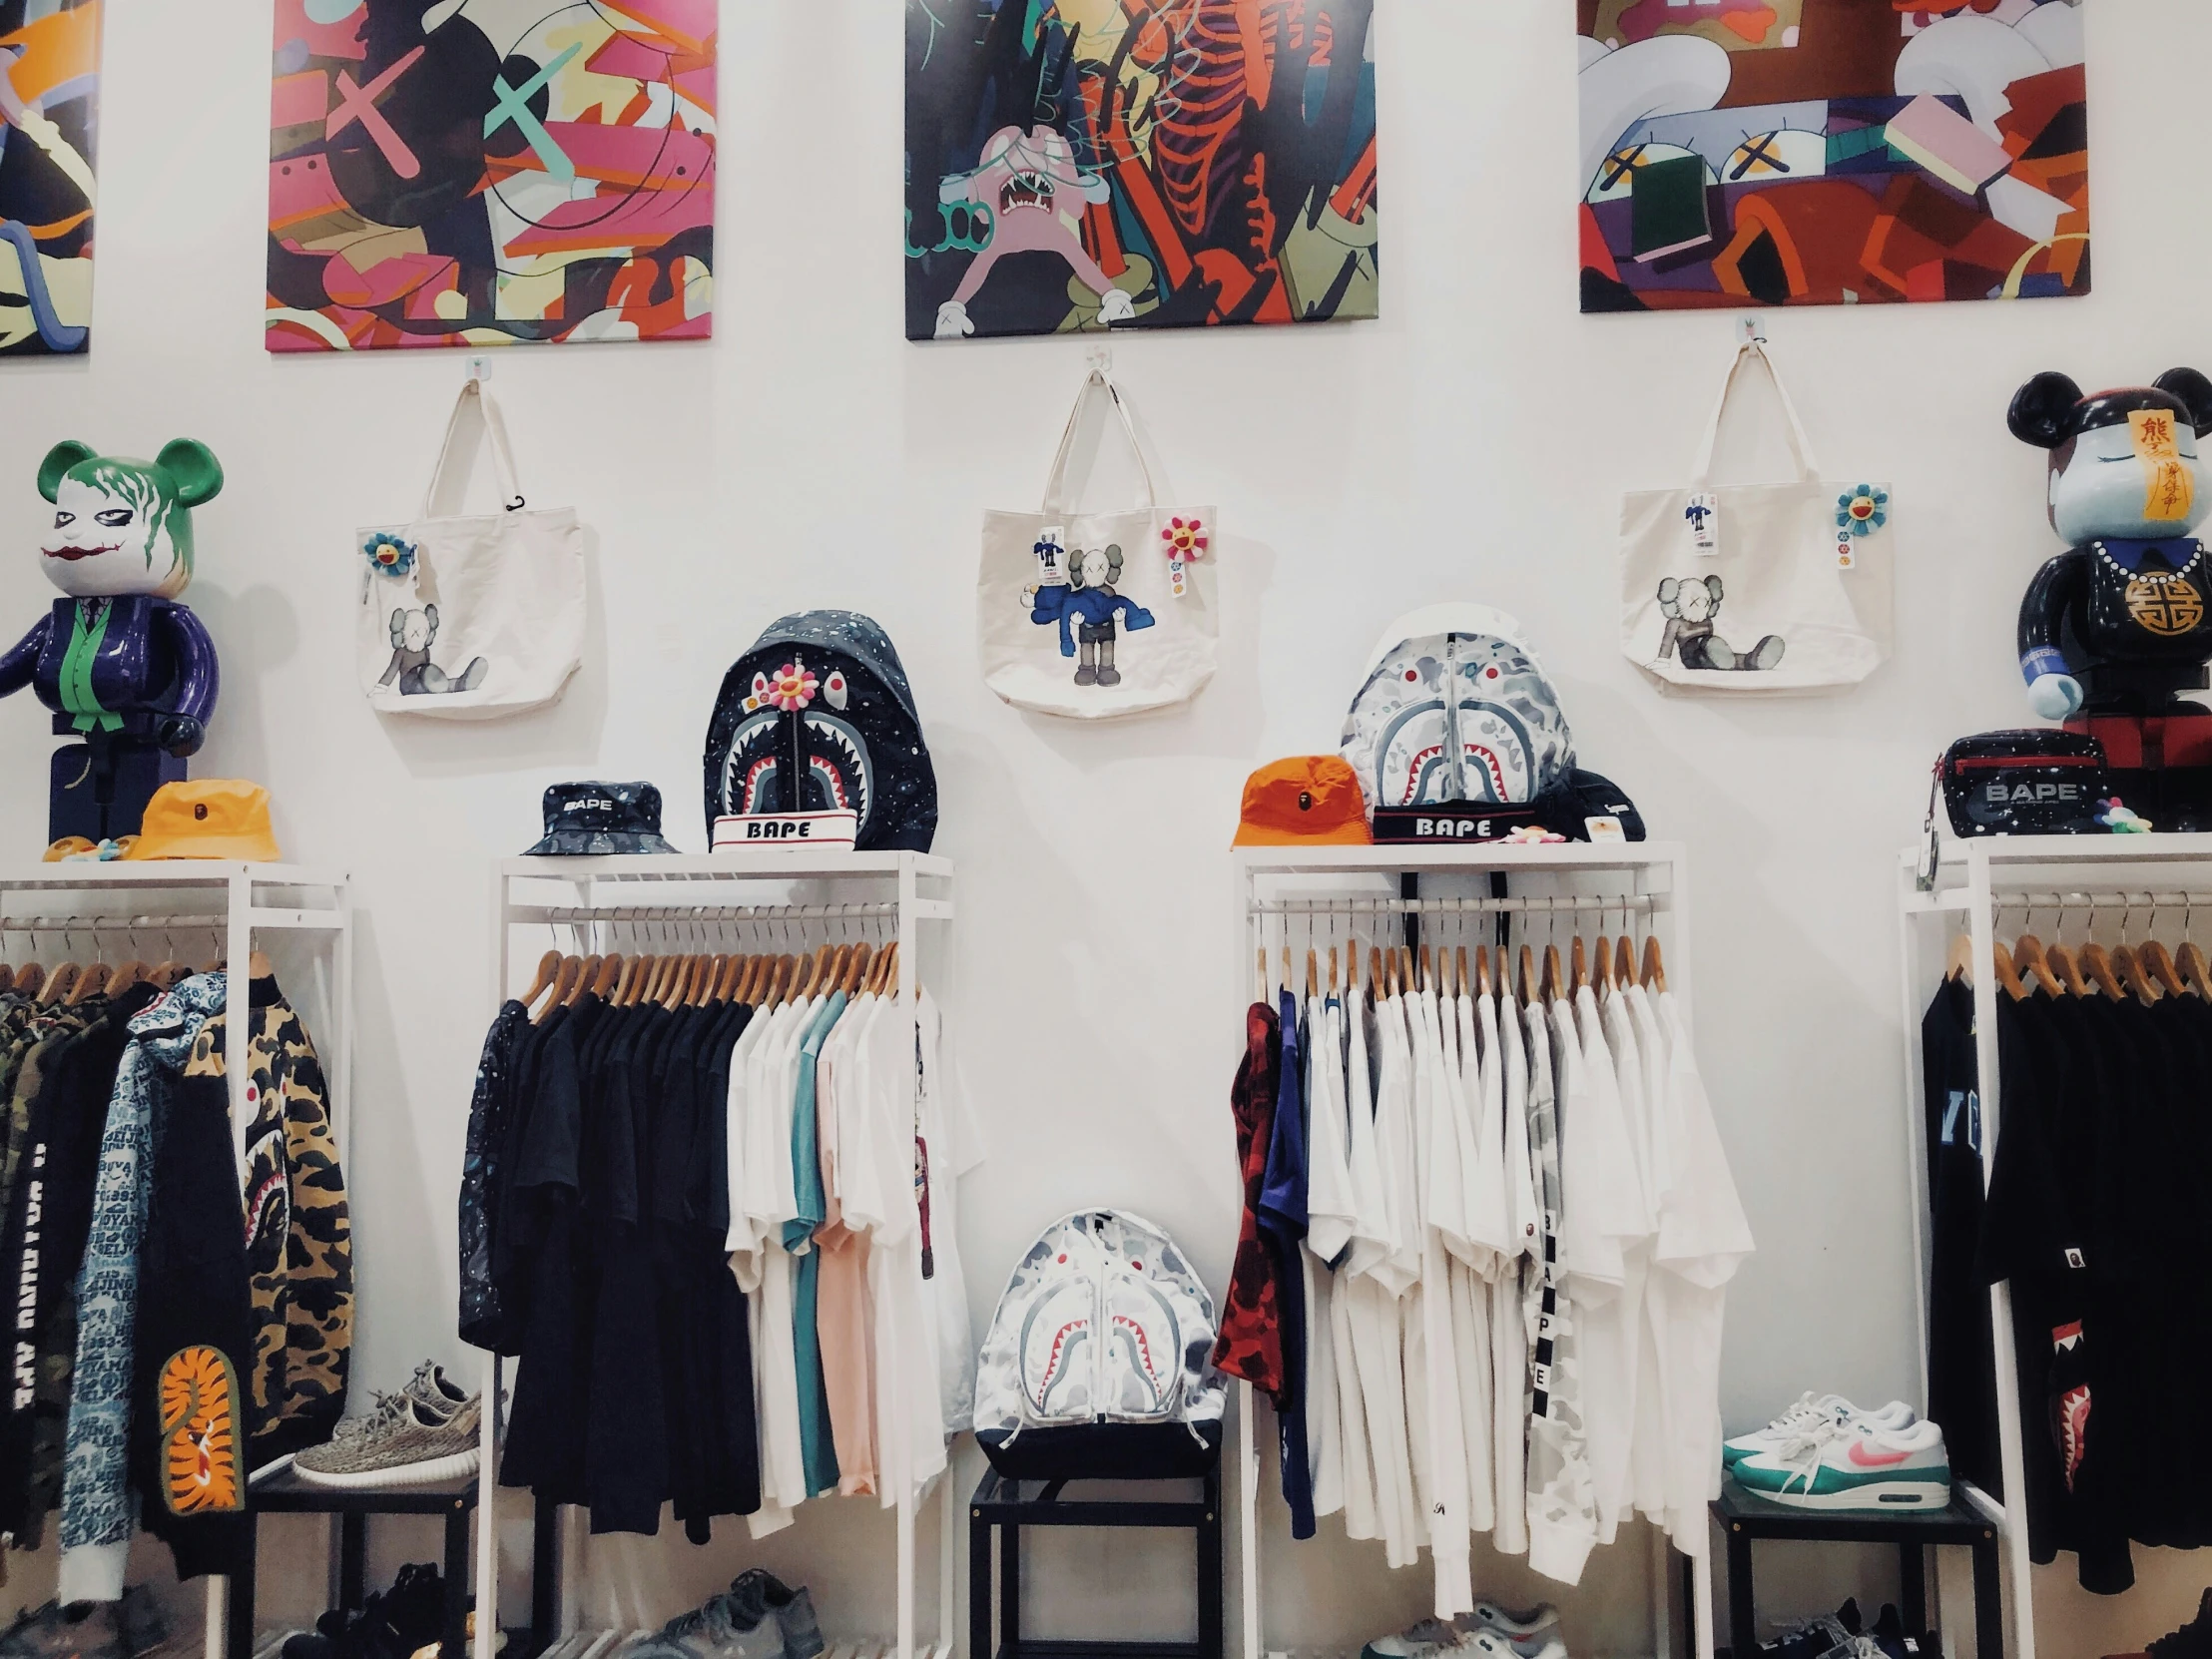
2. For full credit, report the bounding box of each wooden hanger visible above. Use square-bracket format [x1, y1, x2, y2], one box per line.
[1329, 945, 1341, 994]
[1369, 946, 1384, 1001]
[12, 962, 43, 1000]
[2013, 932, 2053, 987]
[520, 949, 561, 1014]
[1399, 947, 1416, 996]
[1256, 947, 1269, 1004]
[1992, 939, 2029, 1001]
[1615, 935, 1635, 989]
[2019, 945, 2063, 999]
[2114, 943, 2162, 1005]
[2180, 939, 2212, 1000]
[2078, 940, 2124, 1001]
[1594, 934, 1612, 993]
[1455, 945, 1469, 1000]
[2044, 941, 2087, 997]
[1572, 936, 1589, 993]
[563, 954, 599, 1007]
[2140, 937, 2187, 999]
[1943, 931, 1975, 984]
[1475, 944, 1491, 998]
[1542, 943, 1563, 1002]
[1417, 944, 1431, 993]
[1517, 944, 1535, 1008]
[1344, 944, 1357, 999]
[877, 941, 901, 997]
[592, 954, 623, 998]
[106, 956, 143, 996]
[1641, 933, 1666, 994]
[66, 962, 108, 1006]
[39, 960, 77, 1006]
[1306, 947, 1319, 999]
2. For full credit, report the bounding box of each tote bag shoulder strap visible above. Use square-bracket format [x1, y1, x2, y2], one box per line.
[1041, 366, 1161, 516]
[1690, 339, 1821, 487]
[421, 379, 528, 517]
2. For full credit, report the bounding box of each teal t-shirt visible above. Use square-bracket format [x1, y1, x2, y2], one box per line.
[788, 990, 845, 1497]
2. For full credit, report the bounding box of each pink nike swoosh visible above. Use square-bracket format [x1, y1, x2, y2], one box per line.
[1849, 1443, 1912, 1468]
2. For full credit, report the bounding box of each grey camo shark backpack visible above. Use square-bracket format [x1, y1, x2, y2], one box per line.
[973, 1210, 1226, 1478]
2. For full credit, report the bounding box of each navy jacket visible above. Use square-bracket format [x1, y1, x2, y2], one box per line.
[0, 596, 218, 742]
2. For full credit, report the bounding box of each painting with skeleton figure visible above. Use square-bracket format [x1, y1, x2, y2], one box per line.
[267, 0, 714, 351]
[1578, 0, 2087, 310]
[905, 0, 1379, 341]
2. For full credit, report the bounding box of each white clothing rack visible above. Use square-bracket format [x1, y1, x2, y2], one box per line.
[489, 851, 957, 1659]
[1898, 833, 2212, 1659]
[1230, 842, 1709, 1659]
[0, 864, 353, 1659]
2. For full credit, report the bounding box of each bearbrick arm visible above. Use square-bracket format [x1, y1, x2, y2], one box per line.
[0, 611, 51, 701]
[2018, 548, 2087, 721]
[153, 601, 219, 755]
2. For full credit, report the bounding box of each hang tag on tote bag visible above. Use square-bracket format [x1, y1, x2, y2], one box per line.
[1619, 340, 1894, 696]
[977, 368, 1220, 720]
[354, 381, 585, 721]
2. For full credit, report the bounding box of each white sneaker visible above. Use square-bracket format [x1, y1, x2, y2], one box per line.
[1723, 1393, 1916, 1470]
[1456, 1602, 1563, 1659]
[1361, 1623, 1514, 1659]
[1735, 1418, 1951, 1512]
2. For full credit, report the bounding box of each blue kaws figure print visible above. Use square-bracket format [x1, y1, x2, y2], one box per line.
[1029, 542, 1154, 689]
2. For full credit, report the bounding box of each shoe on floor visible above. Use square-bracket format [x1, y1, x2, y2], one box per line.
[1362, 1622, 1513, 1659]
[0, 1601, 128, 1659]
[1736, 1418, 1950, 1512]
[1756, 1599, 1863, 1659]
[282, 1564, 447, 1659]
[1455, 1601, 1561, 1659]
[2105, 1585, 2212, 1659]
[1725, 1394, 1917, 1469]
[295, 1392, 481, 1488]
[627, 1572, 820, 1659]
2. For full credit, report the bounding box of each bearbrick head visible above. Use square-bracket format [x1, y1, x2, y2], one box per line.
[391, 605, 438, 652]
[1657, 574, 1725, 624]
[2010, 370, 2212, 544]
[36, 439, 223, 600]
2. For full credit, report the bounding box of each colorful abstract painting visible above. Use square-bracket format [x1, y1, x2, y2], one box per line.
[0, 0, 100, 356]
[1577, 0, 2088, 311]
[267, 0, 714, 352]
[905, 1, 1379, 341]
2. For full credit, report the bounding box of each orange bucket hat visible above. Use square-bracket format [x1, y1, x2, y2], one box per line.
[124, 781, 281, 862]
[1232, 757, 1373, 847]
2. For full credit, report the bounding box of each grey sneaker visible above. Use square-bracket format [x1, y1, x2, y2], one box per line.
[294, 1393, 481, 1489]
[0, 1600, 126, 1659]
[731, 1573, 820, 1659]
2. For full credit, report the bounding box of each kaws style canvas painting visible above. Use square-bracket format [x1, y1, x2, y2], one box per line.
[268, 0, 715, 351]
[0, 0, 100, 355]
[1577, 0, 2088, 311]
[905, 0, 1380, 340]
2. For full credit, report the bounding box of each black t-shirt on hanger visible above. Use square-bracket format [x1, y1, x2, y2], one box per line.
[1922, 974, 1999, 1495]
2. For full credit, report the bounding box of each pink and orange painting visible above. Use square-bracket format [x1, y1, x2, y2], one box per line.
[268, 0, 715, 351]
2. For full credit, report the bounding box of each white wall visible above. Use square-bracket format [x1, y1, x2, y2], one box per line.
[0, 2, 2205, 1655]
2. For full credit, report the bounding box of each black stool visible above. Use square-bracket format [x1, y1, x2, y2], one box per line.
[1710, 1475, 2003, 1659]
[969, 1464, 1224, 1659]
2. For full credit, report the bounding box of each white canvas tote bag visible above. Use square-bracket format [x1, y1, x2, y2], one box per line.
[978, 367, 1219, 720]
[354, 380, 584, 720]
[1620, 340, 1893, 696]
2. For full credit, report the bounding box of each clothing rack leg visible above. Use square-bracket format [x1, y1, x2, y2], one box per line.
[899, 1484, 917, 1659]
[1237, 1382, 1259, 1659]
[1198, 1467, 1224, 1659]
[969, 1485, 993, 1659]
[475, 1351, 502, 1659]
[442, 1496, 472, 1659]
[228, 1516, 260, 1659]
[999, 1516, 1021, 1659]
[1971, 1527, 2003, 1659]
[339, 1512, 367, 1609]
[1899, 1542, 1927, 1635]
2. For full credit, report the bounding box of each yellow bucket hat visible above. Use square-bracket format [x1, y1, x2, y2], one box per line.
[124, 781, 280, 862]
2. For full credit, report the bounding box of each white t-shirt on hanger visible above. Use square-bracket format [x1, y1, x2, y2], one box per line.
[1487, 990, 1532, 1559]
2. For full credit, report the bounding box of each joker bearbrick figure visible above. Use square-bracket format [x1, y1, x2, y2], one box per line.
[0, 440, 223, 842]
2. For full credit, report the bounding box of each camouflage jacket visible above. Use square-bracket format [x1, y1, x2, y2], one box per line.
[209, 977, 352, 1464]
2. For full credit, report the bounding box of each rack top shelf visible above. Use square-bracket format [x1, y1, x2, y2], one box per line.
[1234, 840, 1684, 875]
[0, 861, 347, 890]
[1913, 833, 2212, 870]
[501, 850, 953, 881]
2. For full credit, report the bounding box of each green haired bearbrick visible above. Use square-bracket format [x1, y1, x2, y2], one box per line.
[0, 439, 225, 843]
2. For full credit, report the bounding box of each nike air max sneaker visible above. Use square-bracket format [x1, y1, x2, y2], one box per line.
[1723, 1393, 1918, 1469]
[1735, 1418, 1951, 1511]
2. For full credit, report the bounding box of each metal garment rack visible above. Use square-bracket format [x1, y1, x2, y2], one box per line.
[489, 852, 958, 1659]
[1897, 833, 2212, 1659]
[1230, 842, 1710, 1659]
[0, 863, 353, 1659]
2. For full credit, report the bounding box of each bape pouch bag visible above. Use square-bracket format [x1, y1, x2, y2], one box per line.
[704, 612, 938, 853]
[1620, 339, 1894, 697]
[354, 380, 584, 720]
[978, 365, 1220, 720]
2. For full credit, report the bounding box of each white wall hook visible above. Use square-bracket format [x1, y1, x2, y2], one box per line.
[1739, 314, 1769, 346]
[1085, 341, 1113, 378]
[466, 353, 493, 384]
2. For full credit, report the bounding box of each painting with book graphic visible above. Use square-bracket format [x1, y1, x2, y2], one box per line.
[1577, 0, 2088, 311]
[267, 0, 715, 351]
[0, 0, 100, 355]
[905, 1, 1379, 341]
